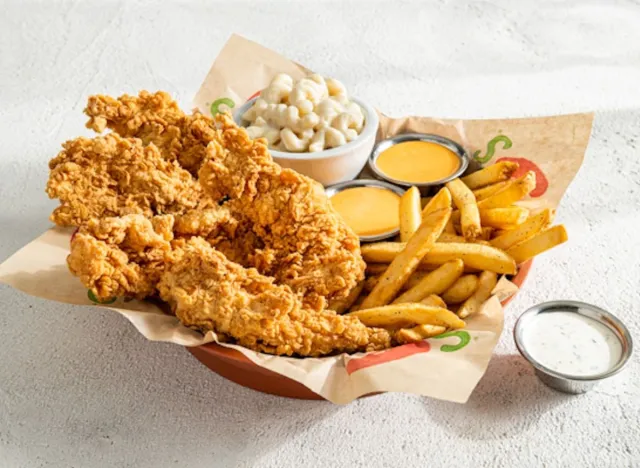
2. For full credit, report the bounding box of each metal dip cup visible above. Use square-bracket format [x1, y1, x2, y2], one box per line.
[325, 179, 405, 243]
[514, 301, 633, 394]
[368, 133, 470, 194]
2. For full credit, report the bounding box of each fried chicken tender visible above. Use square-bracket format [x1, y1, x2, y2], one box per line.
[68, 215, 175, 299]
[173, 208, 262, 267]
[68, 215, 391, 356]
[68, 211, 236, 300]
[85, 91, 218, 174]
[199, 114, 366, 303]
[47, 134, 211, 227]
[159, 238, 391, 356]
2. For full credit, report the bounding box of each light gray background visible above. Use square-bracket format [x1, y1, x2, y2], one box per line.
[1, 1, 639, 467]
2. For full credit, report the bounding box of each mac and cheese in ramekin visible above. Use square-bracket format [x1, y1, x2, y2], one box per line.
[241, 73, 365, 153]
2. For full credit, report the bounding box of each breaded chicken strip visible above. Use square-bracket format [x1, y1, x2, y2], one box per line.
[199, 114, 365, 304]
[85, 91, 217, 174]
[46, 134, 211, 227]
[68, 211, 236, 300]
[159, 238, 391, 356]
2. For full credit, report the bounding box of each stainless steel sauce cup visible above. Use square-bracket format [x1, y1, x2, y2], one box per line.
[325, 179, 405, 243]
[514, 300, 633, 394]
[368, 133, 470, 194]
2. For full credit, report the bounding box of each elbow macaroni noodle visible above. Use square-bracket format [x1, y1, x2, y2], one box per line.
[242, 73, 365, 153]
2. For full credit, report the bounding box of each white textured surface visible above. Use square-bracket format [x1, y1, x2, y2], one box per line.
[1, 1, 639, 466]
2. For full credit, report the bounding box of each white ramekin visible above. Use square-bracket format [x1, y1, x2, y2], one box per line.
[233, 97, 378, 186]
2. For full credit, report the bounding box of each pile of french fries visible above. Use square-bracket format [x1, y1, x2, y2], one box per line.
[340, 161, 568, 345]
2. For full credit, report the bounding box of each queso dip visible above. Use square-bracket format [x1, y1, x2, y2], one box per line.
[330, 187, 400, 237]
[376, 140, 460, 183]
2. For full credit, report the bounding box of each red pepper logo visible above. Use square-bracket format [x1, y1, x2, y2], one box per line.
[496, 157, 549, 197]
[345, 331, 472, 374]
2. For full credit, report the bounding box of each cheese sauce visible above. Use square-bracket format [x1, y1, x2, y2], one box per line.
[522, 312, 623, 376]
[376, 140, 460, 183]
[330, 187, 400, 237]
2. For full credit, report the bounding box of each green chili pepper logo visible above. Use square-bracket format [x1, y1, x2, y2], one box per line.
[87, 289, 116, 305]
[431, 330, 471, 352]
[473, 135, 512, 164]
[210, 97, 235, 116]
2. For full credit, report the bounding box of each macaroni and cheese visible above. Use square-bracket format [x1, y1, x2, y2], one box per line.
[242, 73, 365, 153]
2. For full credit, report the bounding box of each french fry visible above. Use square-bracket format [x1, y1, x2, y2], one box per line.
[363, 276, 379, 292]
[493, 229, 511, 237]
[473, 240, 492, 246]
[362, 242, 517, 275]
[393, 259, 464, 304]
[361, 242, 410, 263]
[446, 178, 481, 240]
[396, 324, 447, 344]
[399, 186, 422, 242]
[426, 243, 516, 274]
[457, 271, 498, 319]
[479, 227, 494, 241]
[360, 188, 452, 309]
[438, 232, 467, 243]
[477, 171, 536, 210]
[442, 274, 479, 304]
[460, 161, 519, 189]
[506, 225, 568, 264]
[328, 280, 364, 314]
[365, 263, 390, 275]
[363, 271, 431, 292]
[490, 208, 553, 251]
[472, 181, 510, 201]
[444, 217, 457, 234]
[479, 207, 529, 229]
[420, 294, 447, 308]
[348, 303, 466, 329]
[421, 187, 453, 215]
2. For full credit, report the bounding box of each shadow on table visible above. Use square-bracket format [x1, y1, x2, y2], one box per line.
[0, 291, 340, 467]
[421, 353, 571, 441]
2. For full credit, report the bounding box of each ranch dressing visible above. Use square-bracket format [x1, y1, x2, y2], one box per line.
[522, 311, 623, 376]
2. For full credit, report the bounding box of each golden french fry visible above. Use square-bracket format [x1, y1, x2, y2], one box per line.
[479, 226, 494, 241]
[365, 263, 390, 275]
[446, 178, 481, 240]
[444, 217, 457, 234]
[420, 294, 447, 308]
[394, 259, 464, 304]
[363, 276, 379, 292]
[328, 280, 365, 314]
[460, 161, 519, 189]
[421, 187, 453, 215]
[399, 186, 422, 242]
[348, 303, 466, 329]
[506, 225, 568, 264]
[458, 271, 498, 319]
[490, 208, 553, 251]
[473, 239, 492, 246]
[362, 242, 517, 275]
[396, 324, 447, 344]
[493, 226, 520, 236]
[472, 181, 510, 201]
[438, 232, 467, 243]
[363, 271, 431, 292]
[479, 207, 529, 229]
[360, 188, 452, 309]
[426, 243, 516, 274]
[477, 171, 536, 210]
[442, 274, 479, 304]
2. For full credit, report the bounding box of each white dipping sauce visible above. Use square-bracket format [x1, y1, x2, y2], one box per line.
[522, 311, 622, 376]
